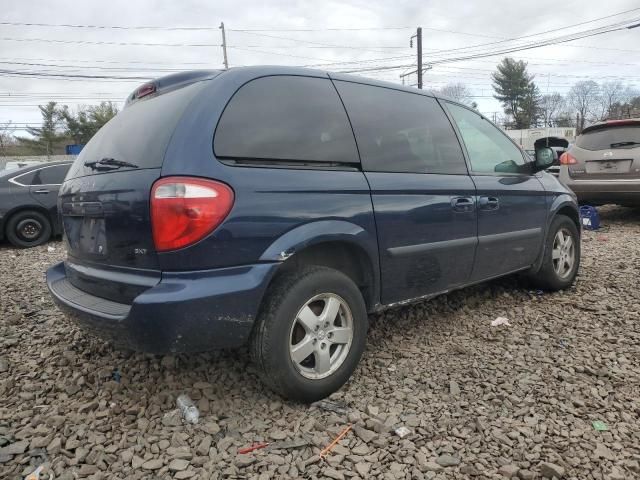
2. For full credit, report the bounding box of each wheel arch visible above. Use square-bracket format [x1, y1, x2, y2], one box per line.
[259, 220, 380, 311]
[530, 196, 580, 274]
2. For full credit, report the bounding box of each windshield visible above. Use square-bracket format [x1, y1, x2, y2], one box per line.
[576, 125, 640, 151]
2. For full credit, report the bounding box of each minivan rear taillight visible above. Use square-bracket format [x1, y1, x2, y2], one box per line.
[559, 152, 578, 165]
[151, 177, 234, 252]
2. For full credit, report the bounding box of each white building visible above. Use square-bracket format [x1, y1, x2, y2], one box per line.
[504, 127, 576, 151]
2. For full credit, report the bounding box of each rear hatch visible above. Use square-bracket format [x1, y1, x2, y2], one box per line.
[569, 122, 640, 180]
[60, 76, 213, 303]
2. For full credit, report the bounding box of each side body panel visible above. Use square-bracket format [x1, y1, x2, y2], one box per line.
[159, 68, 380, 299]
[365, 172, 477, 304]
[470, 174, 547, 280]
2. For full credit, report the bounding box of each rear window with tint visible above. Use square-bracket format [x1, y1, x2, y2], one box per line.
[576, 125, 640, 151]
[214, 76, 359, 164]
[334, 81, 467, 174]
[66, 82, 207, 179]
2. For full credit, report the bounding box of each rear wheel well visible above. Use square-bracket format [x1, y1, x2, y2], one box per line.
[275, 242, 376, 311]
[556, 206, 580, 232]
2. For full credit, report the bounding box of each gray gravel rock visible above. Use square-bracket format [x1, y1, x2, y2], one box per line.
[0, 440, 28, 455]
[0, 206, 639, 480]
[540, 462, 565, 478]
[141, 458, 163, 470]
[436, 454, 461, 467]
[168, 458, 190, 471]
[499, 464, 520, 477]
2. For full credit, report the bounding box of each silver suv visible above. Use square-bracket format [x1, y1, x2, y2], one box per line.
[559, 119, 640, 206]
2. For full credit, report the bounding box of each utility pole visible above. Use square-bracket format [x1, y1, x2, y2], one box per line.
[219, 22, 229, 69]
[416, 27, 423, 89]
[400, 27, 425, 89]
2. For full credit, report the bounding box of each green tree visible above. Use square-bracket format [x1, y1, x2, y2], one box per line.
[60, 101, 118, 144]
[17, 102, 64, 155]
[492, 58, 540, 129]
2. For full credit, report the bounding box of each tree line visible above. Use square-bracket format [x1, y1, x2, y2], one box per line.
[491, 57, 640, 131]
[0, 101, 118, 156]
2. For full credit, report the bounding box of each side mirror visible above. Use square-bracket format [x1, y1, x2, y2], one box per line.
[533, 147, 554, 172]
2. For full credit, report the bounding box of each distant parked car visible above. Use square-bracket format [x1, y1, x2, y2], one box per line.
[47, 67, 580, 401]
[0, 161, 72, 247]
[559, 119, 640, 205]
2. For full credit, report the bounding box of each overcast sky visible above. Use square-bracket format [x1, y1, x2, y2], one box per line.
[2, 0, 640, 135]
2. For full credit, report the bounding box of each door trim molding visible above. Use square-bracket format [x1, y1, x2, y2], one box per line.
[387, 236, 478, 257]
[478, 227, 541, 246]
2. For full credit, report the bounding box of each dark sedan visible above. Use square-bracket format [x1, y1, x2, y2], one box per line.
[0, 161, 72, 247]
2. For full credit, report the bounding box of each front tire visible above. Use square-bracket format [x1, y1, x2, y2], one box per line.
[528, 214, 580, 291]
[6, 210, 52, 248]
[251, 266, 368, 402]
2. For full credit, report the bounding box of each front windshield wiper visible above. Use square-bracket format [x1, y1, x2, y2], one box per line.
[84, 157, 139, 170]
[610, 141, 640, 148]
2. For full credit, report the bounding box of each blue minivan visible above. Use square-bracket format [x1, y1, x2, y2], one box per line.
[47, 67, 580, 401]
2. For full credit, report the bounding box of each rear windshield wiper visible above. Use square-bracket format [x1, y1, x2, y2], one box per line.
[610, 141, 640, 148]
[84, 157, 139, 170]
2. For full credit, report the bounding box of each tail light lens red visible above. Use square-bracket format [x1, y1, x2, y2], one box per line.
[151, 177, 234, 252]
[559, 152, 578, 165]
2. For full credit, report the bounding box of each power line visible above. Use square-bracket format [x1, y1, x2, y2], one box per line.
[0, 37, 222, 47]
[0, 21, 412, 32]
[424, 19, 640, 66]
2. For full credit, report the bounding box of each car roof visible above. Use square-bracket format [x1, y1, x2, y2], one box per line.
[226, 65, 453, 100]
[136, 66, 465, 108]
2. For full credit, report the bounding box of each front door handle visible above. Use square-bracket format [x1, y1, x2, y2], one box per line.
[451, 196, 475, 213]
[479, 196, 499, 210]
[33, 189, 50, 194]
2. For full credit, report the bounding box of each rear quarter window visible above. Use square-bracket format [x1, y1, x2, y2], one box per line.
[31, 164, 71, 185]
[214, 75, 359, 165]
[576, 125, 640, 151]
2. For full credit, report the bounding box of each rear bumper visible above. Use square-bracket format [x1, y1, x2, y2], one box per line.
[559, 170, 640, 205]
[46, 260, 280, 354]
[563, 180, 640, 205]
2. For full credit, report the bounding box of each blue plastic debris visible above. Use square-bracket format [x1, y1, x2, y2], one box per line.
[579, 206, 600, 230]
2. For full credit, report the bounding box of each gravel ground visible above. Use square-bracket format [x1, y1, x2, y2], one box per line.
[1, 206, 639, 480]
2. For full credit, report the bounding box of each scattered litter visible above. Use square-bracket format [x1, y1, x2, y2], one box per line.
[267, 437, 310, 451]
[592, 420, 608, 431]
[176, 394, 199, 424]
[47, 246, 55, 252]
[558, 339, 569, 349]
[529, 290, 544, 296]
[491, 317, 511, 327]
[111, 368, 121, 383]
[238, 442, 269, 454]
[319, 424, 353, 460]
[597, 235, 609, 242]
[311, 399, 349, 415]
[24, 465, 52, 480]
[394, 426, 412, 438]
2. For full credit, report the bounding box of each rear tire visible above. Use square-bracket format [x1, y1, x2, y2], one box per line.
[251, 266, 368, 402]
[528, 214, 580, 291]
[6, 210, 52, 248]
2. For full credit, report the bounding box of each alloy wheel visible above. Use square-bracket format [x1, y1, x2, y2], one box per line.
[289, 293, 354, 380]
